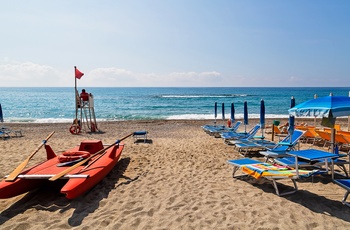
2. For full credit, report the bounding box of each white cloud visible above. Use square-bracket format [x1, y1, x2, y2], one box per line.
[0, 60, 225, 87]
[0, 59, 71, 87]
[82, 68, 223, 87]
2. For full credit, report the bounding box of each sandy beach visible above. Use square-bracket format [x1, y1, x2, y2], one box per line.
[1, 119, 350, 229]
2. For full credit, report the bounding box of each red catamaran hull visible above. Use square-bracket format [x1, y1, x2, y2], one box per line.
[0, 140, 124, 199]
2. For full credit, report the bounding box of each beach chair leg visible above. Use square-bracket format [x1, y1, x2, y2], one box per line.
[133, 131, 148, 143]
[271, 179, 298, 196]
[232, 166, 239, 178]
[341, 191, 350, 207]
[231, 166, 249, 179]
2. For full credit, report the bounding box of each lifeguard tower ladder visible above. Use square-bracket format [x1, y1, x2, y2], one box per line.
[79, 94, 98, 133]
[70, 93, 99, 134]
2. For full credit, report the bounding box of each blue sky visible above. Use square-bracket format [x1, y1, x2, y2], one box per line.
[0, 0, 349, 87]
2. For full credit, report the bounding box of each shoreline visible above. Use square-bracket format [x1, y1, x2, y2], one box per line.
[1, 119, 350, 228]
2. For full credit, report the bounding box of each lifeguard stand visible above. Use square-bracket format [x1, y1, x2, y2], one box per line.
[79, 93, 99, 133]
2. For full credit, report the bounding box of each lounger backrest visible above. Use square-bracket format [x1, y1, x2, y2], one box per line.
[335, 134, 349, 145]
[315, 130, 331, 141]
[273, 125, 282, 134]
[281, 130, 304, 144]
[271, 129, 305, 151]
[231, 121, 242, 132]
[246, 124, 261, 138]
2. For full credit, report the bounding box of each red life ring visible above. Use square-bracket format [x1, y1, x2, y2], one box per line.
[58, 151, 91, 163]
[69, 125, 81, 135]
[227, 119, 232, 128]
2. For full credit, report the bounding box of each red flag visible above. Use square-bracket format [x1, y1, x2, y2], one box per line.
[75, 66, 84, 79]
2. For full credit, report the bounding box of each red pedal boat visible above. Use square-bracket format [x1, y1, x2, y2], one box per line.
[0, 139, 124, 199]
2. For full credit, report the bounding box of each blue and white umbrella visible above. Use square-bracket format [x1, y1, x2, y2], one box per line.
[289, 95, 350, 118]
[289, 95, 350, 152]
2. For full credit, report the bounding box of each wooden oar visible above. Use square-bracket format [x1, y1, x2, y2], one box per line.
[5, 131, 55, 182]
[49, 133, 133, 181]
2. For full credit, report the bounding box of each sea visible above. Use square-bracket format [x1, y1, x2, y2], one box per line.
[1, 87, 350, 123]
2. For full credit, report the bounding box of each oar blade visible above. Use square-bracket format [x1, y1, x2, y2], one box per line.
[4, 131, 55, 182]
[5, 160, 30, 182]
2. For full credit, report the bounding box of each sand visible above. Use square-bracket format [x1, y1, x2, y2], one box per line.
[1, 119, 350, 229]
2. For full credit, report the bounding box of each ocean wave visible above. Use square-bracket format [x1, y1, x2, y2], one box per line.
[4, 114, 297, 123]
[166, 114, 291, 120]
[160, 94, 248, 98]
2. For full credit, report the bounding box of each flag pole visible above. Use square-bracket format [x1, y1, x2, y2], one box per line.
[348, 91, 350, 131]
[314, 94, 317, 127]
[74, 66, 78, 122]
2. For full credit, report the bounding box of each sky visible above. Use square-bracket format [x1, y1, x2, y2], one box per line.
[0, 0, 349, 87]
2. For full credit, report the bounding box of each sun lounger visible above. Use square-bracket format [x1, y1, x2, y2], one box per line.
[0, 128, 10, 139]
[259, 130, 305, 161]
[314, 130, 332, 148]
[295, 126, 320, 144]
[272, 125, 288, 141]
[227, 158, 319, 196]
[334, 179, 350, 207]
[133, 131, 148, 143]
[274, 149, 349, 178]
[221, 124, 260, 144]
[234, 139, 277, 157]
[202, 121, 241, 137]
[1, 126, 23, 139]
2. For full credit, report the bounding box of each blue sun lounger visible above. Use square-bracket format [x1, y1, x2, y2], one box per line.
[0, 127, 11, 139]
[133, 131, 148, 143]
[202, 121, 241, 137]
[221, 124, 261, 144]
[259, 130, 305, 161]
[275, 149, 349, 179]
[334, 179, 350, 207]
[234, 139, 277, 156]
[227, 158, 319, 196]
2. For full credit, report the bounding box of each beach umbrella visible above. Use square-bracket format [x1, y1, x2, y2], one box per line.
[244, 101, 248, 133]
[0, 104, 3, 123]
[288, 115, 295, 143]
[348, 91, 350, 131]
[289, 94, 350, 153]
[214, 102, 217, 123]
[260, 99, 265, 128]
[222, 103, 225, 121]
[288, 96, 295, 141]
[230, 103, 235, 124]
[314, 94, 317, 127]
[291, 96, 295, 108]
[260, 99, 265, 137]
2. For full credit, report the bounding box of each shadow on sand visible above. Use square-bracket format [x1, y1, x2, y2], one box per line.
[0, 157, 135, 227]
[240, 176, 350, 222]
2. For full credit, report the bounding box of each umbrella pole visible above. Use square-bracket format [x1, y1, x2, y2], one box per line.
[331, 128, 335, 154]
